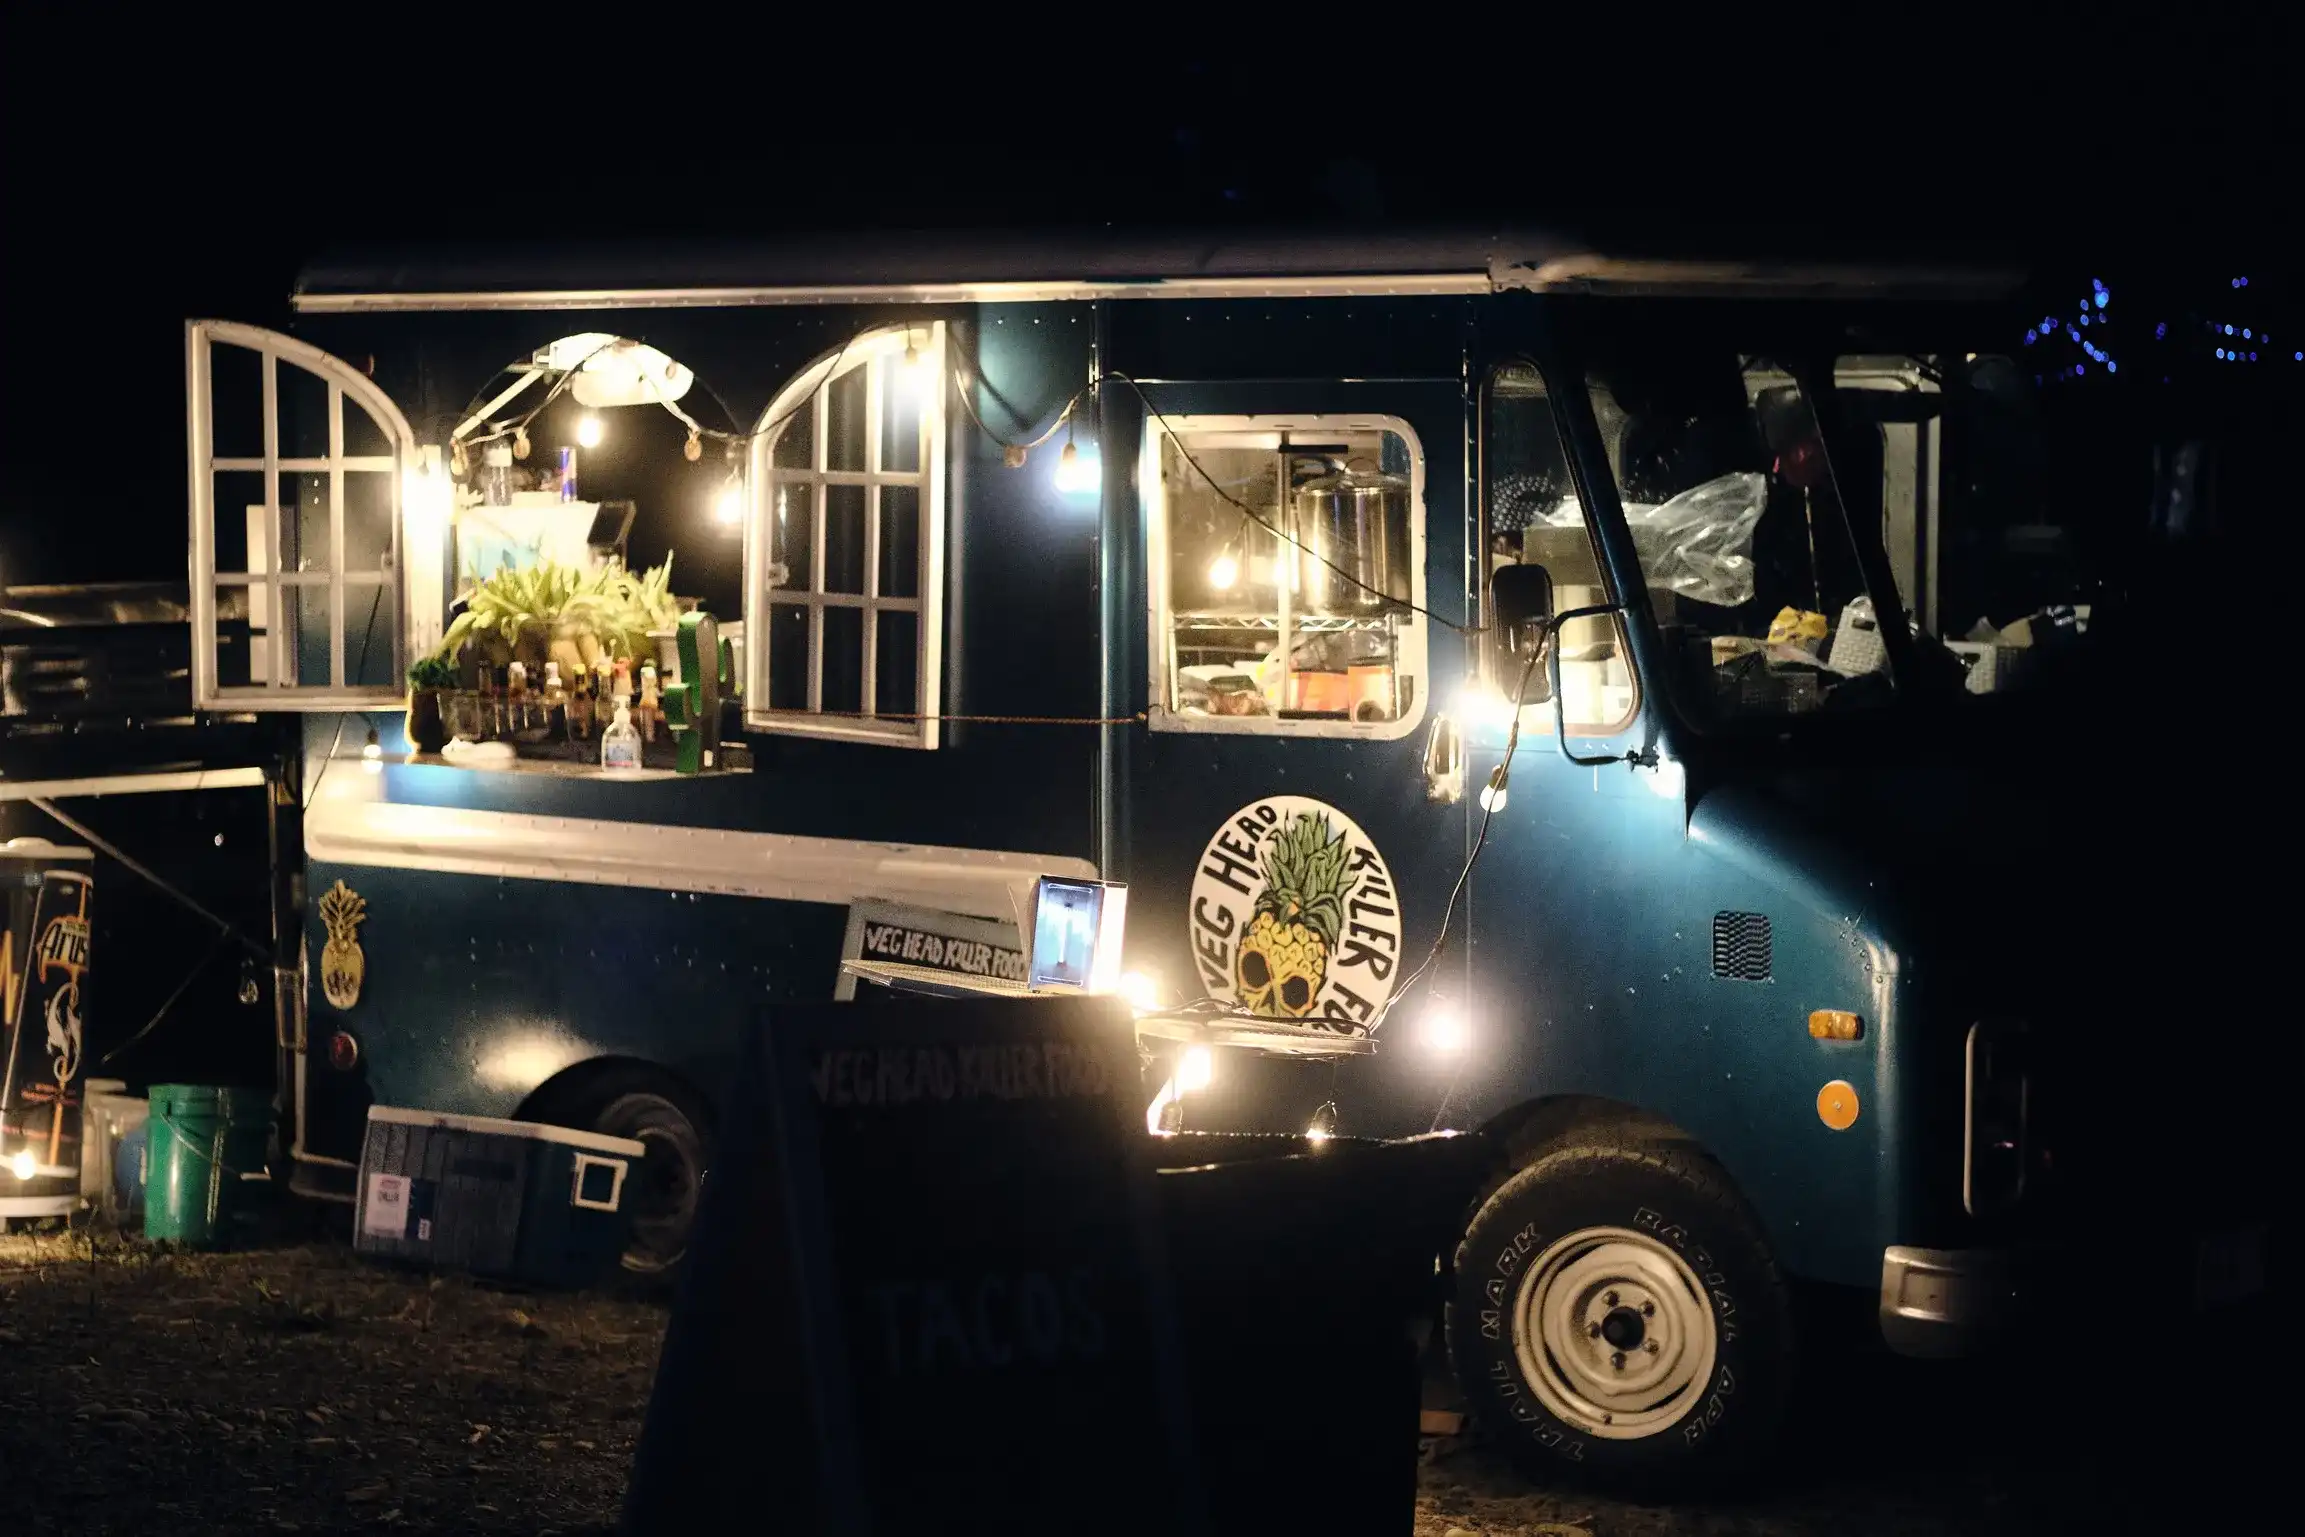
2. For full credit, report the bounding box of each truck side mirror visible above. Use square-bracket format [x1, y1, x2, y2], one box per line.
[1489, 563, 1555, 682]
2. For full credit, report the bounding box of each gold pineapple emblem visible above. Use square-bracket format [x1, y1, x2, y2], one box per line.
[1235, 811, 1351, 1018]
[318, 880, 368, 1010]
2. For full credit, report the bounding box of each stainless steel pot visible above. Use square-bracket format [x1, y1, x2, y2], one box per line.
[1291, 461, 1411, 614]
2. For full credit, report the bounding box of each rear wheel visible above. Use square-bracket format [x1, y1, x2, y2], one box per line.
[1445, 1132, 1793, 1490]
[563, 1071, 710, 1284]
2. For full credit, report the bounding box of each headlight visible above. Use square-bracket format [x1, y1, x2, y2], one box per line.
[1964, 1019, 2031, 1217]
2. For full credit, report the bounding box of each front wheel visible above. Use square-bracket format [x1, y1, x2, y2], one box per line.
[1445, 1134, 1793, 1490]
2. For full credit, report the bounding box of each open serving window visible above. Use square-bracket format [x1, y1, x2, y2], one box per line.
[187, 322, 435, 709]
[1145, 415, 1427, 738]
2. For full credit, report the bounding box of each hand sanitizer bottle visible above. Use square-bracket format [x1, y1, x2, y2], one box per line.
[600, 698, 642, 772]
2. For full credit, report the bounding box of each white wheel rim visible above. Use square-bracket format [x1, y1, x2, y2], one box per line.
[1511, 1224, 1718, 1441]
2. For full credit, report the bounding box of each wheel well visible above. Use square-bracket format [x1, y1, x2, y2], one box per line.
[516, 1055, 712, 1133]
[1480, 1094, 1699, 1168]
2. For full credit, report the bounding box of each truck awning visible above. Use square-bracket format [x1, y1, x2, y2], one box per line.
[292, 228, 2021, 314]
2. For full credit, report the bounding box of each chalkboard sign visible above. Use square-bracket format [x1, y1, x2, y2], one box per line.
[624, 994, 1206, 1536]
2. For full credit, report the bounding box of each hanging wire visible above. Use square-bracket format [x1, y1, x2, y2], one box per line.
[1375, 637, 1546, 1035]
[100, 930, 235, 1067]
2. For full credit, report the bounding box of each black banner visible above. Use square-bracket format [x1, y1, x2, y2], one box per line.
[1, 868, 93, 1185]
[624, 995, 1206, 1535]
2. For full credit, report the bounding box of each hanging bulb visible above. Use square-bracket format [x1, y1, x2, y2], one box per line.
[1053, 438, 1101, 494]
[577, 414, 604, 449]
[449, 440, 468, 479]
[1207, 551, 1239, 591]
[683, 428, 703, 463]
[512, 427, 531, 461]
[1477, 765, 1509, 814]
[362, 727, 383, 773]
[6, 1149, 33, 1181]
[714, 470, 745, 526]
[1004, 444, 1029, 469]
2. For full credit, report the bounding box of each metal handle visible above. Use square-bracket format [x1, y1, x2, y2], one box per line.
[569, 1152, 629, 1212]
[1422, 713, 1464, 804]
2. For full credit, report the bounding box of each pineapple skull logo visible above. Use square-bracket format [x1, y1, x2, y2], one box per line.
[1237, 813, 1350, 1017]
[1190, 797, 1401, 1032]
[318, 880, 368, 1010]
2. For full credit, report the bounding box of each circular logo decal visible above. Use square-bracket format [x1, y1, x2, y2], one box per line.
[1188, 796, 1401, 1032]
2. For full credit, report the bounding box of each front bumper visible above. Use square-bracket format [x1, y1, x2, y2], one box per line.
[1878, 1244, 2019, 1358]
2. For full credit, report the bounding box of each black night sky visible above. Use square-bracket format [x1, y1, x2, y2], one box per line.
[1, 11, 2290, 589]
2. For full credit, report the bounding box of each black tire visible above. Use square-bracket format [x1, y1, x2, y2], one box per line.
[566, 1070, 712, 1286]
[1444, 1132, 1792, 1491]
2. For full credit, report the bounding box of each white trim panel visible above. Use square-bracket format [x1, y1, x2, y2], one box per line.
[0, 767, 267, 803]
[304, 797, 1097, 922]
[291, 260, 2021, 316]
[367, 1104, 645, 1157]
[295, 273, 1496, 314]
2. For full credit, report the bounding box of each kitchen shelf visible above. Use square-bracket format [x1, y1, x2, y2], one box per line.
[1173, 610, 1396, 634]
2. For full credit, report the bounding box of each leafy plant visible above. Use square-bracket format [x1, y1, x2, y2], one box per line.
[406, 655, 457, 691]
[434, 556, 680, 670]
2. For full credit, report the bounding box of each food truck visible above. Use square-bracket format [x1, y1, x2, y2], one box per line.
[150, 230, 2270, 1483]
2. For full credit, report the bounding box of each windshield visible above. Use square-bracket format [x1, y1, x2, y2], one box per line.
[1584, 351, 2112, 723]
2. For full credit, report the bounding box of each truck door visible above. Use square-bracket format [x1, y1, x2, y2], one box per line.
[1116, 383, 1472, 1137]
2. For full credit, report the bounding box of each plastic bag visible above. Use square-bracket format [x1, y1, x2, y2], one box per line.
[1530, 472, 1768, 608]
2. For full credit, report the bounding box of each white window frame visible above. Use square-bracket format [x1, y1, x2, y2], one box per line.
[187, 321, 431, 710]
[1143, 413, 1430, 741]
[744, 323, 946, 749]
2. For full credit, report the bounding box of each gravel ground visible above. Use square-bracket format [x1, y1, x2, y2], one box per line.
[0, 1228, 2256, 1534]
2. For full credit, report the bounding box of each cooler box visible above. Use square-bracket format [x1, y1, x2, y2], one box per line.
[353, 1106, 644, 1287]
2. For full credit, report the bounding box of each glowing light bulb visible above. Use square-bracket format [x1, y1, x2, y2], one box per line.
[576, 414, 604, 449]
[1304, 1124, 1332, 1144]
[1120, 970, 1160, 1013]
[1423, 1005, 1469, 1055]
[512, 427, 531, 461]
[1478, 777, 1508, 814]
[6, 1149, 34, 1181]
[1053, 440, 1100, 494]
[1207, 551, 1239, 591]
[1177, 1045, 1215, 1093]
[683, 429, 703, 463]
[362, 728, 383, 774]
[1451, 683, 1519, 734]
[714, 476, 745, 526]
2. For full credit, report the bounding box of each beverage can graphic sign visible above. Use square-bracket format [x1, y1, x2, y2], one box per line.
[1188, 797, 1401, 1031]
[1, 867, 94, 1191]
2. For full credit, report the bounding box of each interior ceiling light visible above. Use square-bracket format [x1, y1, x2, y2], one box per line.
[536, 333, 695, 408]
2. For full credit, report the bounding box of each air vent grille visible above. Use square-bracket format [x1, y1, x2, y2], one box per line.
[1710, 912, 1773, 982]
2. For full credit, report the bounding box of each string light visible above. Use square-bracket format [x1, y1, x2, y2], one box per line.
[512, 426, 531, 461]
[576, 414, 604, 448]
[683, 428, 702, 462]
[361, 727, 383, 773]
[713, 442, 744, 526]
[1207, 550, 1239, 591]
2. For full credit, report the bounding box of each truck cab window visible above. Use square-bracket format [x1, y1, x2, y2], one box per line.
[1484, 365, 1634, 729]
[1585, 357, 1888, 720]
[1146, 416, 1427, 738]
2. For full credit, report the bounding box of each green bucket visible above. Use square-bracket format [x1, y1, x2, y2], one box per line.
[143, 1085, 273, 1248]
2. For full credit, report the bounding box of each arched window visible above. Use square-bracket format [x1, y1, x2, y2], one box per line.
[186, 322, 429, 709]
[746, 323, 947, 748]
